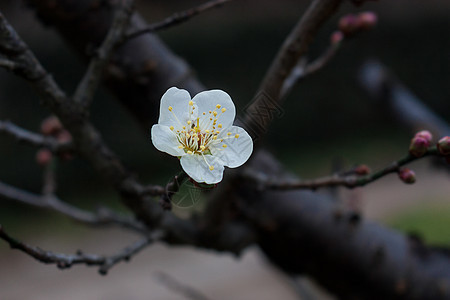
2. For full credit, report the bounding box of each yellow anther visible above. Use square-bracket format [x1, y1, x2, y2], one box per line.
[178, 145, 183, 149]
[222, 144, 227, 148]
[203, 112, 206, 115]
[210, 118, 213, 121]
[189, 101, 193, 106]
[216, 104, 221, 109]
[209, 165, 214, 171]
[192, 106, 195, 110]
[187, 120, 191, 125]
[187, 150, 193, 154]
[221, 108, 226, 113]
[170, 126, 174, 131]
[235, 134, 240, 138]
[227, 132, 231, 136]
[216, 131, 220, 134]
[205, 130, 210, 133]
[213, 136, 218, 140]
[209, 110, 212, 114]
[218, 124, 222, 128]
[182, 126, 186, 129]
[213, 111, 218, 116]
[200, 145, 206, 150]
[168, 106, 173, 111]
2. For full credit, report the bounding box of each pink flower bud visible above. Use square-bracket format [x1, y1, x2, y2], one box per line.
[41, 116, 62, 136]
[338, 14, 359, 36]
[36, 149, 52, 166]
[357, 12, 378, 30]
[330, 31, 344, 45]
[414, 130, 432, 143]
[57, 130, 72, 143]
[409, 136, 430, 157]
[437, 136, 450, 156]
[398, 168, 416, 184]
[354, 164, 370, 176]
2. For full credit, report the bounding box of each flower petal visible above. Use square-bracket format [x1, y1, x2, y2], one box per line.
[193, 90, 236, 130]
[151, 124, 185, 157]
[180, 154, 225, 184]
[211, 126, 253, 168]
[158, 87, 194, 129]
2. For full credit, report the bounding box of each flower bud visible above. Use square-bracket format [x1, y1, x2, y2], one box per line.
[398, 168, 416, 184]
[409, 136, 430, 157]
[357, 12, 378, 30]
[330, 31, 344, 45]
[41, 116, 62, 136]
[437, 136, 450, 156]
[414, 130, 432, 143]
[36, 149, 52, 166]
[338, 14, 359, 36]
[354, 164, 370, 176]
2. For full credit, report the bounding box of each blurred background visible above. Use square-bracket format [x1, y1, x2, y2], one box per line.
[0, 0, 449, 299]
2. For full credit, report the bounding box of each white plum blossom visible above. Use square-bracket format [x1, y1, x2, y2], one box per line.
[151, 87, 253, 184]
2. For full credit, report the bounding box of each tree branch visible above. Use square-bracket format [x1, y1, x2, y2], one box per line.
[244, 0, 343, 140]
[0, 180, 146, 233]
[0, 120, 72, 153]
[0, 224, 158, 274]
[124, 0, 233, 41]
[72, 0, 134, 109]
[247, 148, 440, 190]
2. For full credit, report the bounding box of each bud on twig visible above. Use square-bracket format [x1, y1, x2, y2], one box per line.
[41, 116, 63, 136]
[354, 164, 370, 176]
[409, 134, 430, 158]
[330, 31, 344, 45]
[437, 136, 450, 156]
[415, 130, 432, 143]
[338, 14, 359, 36]
[357, 12, 378, 31]
[36, 149, 52, 166]
[398, 168, 416, 184]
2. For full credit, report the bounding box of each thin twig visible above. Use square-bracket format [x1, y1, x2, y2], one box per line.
[0, 225, 159, 274]
[73, 0, 134, 108]
[0, 120, 72, 152]
[0, 180, 146, 233]
[124, 0, 233, 41]
[280, 42, 340, 99]
[160, 171, 188, 210]
[154, 271, 211, 300]
[248, 148, 440, 190]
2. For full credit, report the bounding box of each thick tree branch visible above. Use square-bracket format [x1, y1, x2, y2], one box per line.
[0, 225, 157, 274]
[124, 0, 233, 42]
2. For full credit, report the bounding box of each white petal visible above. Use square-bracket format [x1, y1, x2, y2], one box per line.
[151, 124, 185, 157]
[192, 90, 236, 130]
[180, 154, 225, 184]
[158, 87, 195, 129]
[211, 126, 253, 168]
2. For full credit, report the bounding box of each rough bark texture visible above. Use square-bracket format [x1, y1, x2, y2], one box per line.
[16, 1, 450, 299]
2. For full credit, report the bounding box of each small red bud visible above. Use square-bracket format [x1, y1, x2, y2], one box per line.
[36, 149, 52, 166]
[41, 116, 62, 136]
[414, 130, 432, 143]
[398, 168, 416, 184]
[357, 12, 378, 30]
[330, 31, 344, 45]
[338, 14, 359, 36]
[409, 136, 430, 157]
[354, 164, 370, 176]
[437, 136, 450, 156]
[57, 130, 72, 143]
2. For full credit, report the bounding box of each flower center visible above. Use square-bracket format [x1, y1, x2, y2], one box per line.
[176, 118, 216, 155]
